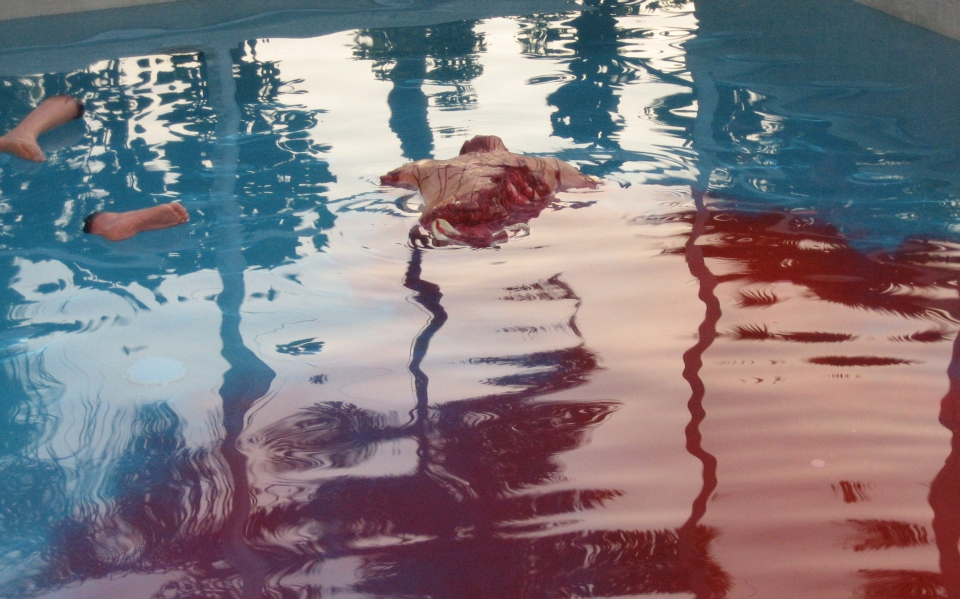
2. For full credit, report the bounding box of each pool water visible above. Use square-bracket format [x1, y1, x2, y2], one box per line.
[2, 0, 960, 597]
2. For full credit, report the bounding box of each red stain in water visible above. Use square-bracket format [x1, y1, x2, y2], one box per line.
[25, 205, 960, 598]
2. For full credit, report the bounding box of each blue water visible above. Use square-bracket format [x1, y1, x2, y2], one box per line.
[2, 1, 960, 597]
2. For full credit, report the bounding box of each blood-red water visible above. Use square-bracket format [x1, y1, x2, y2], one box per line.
[3, 1, 960, 597]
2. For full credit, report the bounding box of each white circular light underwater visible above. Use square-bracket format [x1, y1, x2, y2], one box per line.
[126, 356, 187, 385]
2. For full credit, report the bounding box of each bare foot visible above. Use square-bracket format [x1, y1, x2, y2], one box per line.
[0, 133, 44, 162]
[0, 96, 84, 162]
[84, 203, 189, 241]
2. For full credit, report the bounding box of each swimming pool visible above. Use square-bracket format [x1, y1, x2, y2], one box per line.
[2, 0, 960, 597]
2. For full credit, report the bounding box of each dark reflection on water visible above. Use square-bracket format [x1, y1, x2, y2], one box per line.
[546, 0, 634, 177]
[857, 570, 945, 599]
[5, 244, 731, 598]
[654, 206, 960, 319]
[932, 322, 960, 599]
[5, 0, 960, 595]
[44, 403, 227, 582]
[652, 201, 960, 598]
[221, 247, 727, 599]
[689, 0, 960, 249]
[354, 21, 486, 161]
[847, 519, 930, 552]
[0, 43, 336, 284]
[678, 190, 724, 599]
[529, 0, 688, 178]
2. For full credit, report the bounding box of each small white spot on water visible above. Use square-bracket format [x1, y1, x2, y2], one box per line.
[127, 357, 186, 385]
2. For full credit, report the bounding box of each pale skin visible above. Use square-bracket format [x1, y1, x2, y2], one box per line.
[381, 135, 599, 242]
[0, 95, 84, 162]
[85, 202, 189, 242]
[0, 95, 190, 240]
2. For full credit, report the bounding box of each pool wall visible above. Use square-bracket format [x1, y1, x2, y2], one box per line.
[856, 0, 960, 40]
[0, 0, 179, 21]
[0, 0, 578, 73]
[6, 0, 960, 45]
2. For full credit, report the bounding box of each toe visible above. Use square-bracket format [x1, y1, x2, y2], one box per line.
[171, 203, 189, 222]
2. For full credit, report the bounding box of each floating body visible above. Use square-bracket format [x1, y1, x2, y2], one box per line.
[381, 135, 599, 245]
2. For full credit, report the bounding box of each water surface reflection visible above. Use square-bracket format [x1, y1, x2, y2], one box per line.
[658, 201, 960, 597]
[11, 240, 727, 598]
[2, 0, 960, 597]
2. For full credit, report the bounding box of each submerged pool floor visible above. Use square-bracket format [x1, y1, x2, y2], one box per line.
[2, 1, 960, 597]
